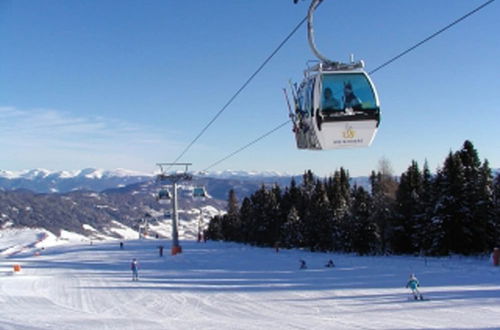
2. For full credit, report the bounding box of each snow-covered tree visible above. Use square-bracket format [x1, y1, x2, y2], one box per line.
[280, 206, 304, 248]
[370, 158, 398, 254]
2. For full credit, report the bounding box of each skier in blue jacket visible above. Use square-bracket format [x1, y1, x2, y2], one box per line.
[131, 258, 139, 281]
[406, 274, 423, 300]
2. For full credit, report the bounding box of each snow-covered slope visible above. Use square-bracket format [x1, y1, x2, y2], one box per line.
[0, 168, 297, 194]
[1, 235, 499, 330]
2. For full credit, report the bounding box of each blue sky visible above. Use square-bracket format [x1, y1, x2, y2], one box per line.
[1, 0, 499, 177]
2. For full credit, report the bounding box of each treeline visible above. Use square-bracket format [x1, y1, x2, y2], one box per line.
[206, 140, 500, 255]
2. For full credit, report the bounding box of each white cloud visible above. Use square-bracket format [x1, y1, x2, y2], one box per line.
[0, 106, 184, 170]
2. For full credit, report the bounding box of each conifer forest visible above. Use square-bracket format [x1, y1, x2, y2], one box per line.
[207, 140, 500, 256]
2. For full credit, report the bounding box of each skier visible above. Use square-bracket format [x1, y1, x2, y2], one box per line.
[120, 242, 124, 249]
[325, 259, 335, 268]
[406, 273, 423, 300]
[274, 241, 281, 253]
[131, 258, 139, 281]
[299, 259, 307, 269]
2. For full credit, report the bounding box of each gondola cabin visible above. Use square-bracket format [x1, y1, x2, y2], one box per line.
[293, 66, 380, 150]
[193, 187, 208, 198]
[157, 189, 171, 201]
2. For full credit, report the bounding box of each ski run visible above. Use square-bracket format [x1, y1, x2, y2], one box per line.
[1, 229, 500, 330]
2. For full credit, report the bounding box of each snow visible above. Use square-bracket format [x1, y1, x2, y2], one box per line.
[104, 168, 153, 178]
[1, 231, 500, 329]
[0, 170, 20, 179]
[0, 228, 52, 257]
[82, 224, 112, 241]
[0, 168, 154, 180]
[106, 221, 139, 240]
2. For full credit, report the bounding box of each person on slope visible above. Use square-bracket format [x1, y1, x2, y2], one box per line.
[131, 258, 139, 281]
[406, 273, 423, 300]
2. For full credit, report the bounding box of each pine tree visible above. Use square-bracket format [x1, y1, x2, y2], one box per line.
[223, 189, 240, 241]
[281, 177, 305, 219]
[281, 206, 304, 248]
[302, 170, 316, 200]
[303, 181, 333, 251]
[239, 197, 254, 243]
[370, 158, 398, 254]
[431, 152, 469, 254]
[493, 173, 500, 247]
[206, 215, 224, 240]
[418, 160, 435, 254]
[327, 168, 351, 219]
[475, 160, 495, 250]
[267, 184, 283, 246]
[244, 185, 281, 246]
[350, 185, 378, 255]
[458, 140, 484, 252]
[392, 160, 423, 253]
[326, 168, 352, 251]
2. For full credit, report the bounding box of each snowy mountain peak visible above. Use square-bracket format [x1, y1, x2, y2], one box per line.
[0, 168, 154, 180]
[15, 169, 52, 180]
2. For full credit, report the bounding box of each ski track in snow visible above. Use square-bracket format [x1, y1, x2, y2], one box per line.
[1, 235, 500, 330]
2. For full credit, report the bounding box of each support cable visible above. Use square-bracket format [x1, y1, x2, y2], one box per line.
[166, 15, 310, 171]
[202, 120, 291, 172]
[369, 0, 495, 75]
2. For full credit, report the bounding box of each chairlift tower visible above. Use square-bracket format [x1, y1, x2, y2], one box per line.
[156, 162, 192, 255]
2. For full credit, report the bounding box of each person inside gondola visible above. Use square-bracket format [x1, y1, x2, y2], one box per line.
[322, 87, 341, 112]
[343, 81, 362, 112]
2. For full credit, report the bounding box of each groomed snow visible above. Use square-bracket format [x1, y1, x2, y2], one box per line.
[1, 233, 500, 329]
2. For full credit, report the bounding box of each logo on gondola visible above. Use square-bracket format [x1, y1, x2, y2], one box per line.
[342, 125, 356, 139]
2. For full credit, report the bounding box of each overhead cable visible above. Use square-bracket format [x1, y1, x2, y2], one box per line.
[369, 0, 495, 75]
[167, 14, 311, 171]
[201, 0, 495, 171]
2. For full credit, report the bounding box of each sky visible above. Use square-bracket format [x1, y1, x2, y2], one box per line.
[1, 0, 499, 177]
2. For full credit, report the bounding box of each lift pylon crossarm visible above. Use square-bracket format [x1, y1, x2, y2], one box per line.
[156, 162, 192, 175]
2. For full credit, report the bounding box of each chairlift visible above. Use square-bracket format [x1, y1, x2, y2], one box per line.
[287, 0, 380, 150]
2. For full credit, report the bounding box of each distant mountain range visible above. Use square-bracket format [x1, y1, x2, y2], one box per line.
[0, 168, 374, 196]
[0, 169, 294, 238]
[0, 180, 226, 239]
